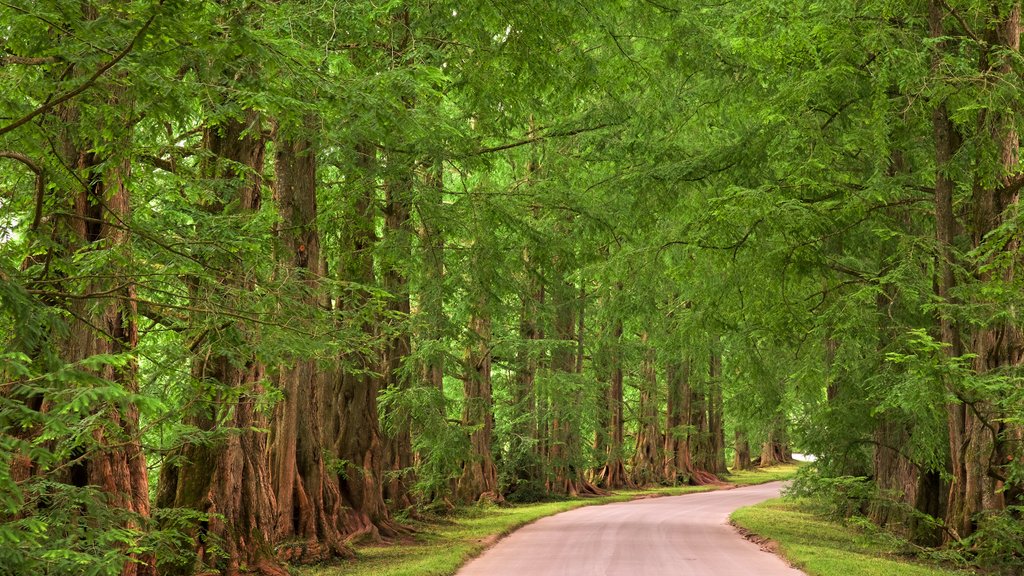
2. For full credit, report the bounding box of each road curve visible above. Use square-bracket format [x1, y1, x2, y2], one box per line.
[456, 481, 804, 576]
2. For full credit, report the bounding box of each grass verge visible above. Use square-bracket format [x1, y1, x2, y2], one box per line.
[730, 498, 975, 576]
[299, 464, 800, 576]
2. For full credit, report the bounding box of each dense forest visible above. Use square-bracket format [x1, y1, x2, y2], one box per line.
[2, 0, 1023, 574]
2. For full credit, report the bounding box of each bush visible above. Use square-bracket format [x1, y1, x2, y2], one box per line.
[787, 465, 877, 518]
[955, 506, 1024, 575]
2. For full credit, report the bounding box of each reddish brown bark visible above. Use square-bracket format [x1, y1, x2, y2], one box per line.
[52, 94, 155, 576]
[158, 114, 286, 576]
[508, 256, 544, 496]
[631, 334, 662, 486]
[381, 160, 416, 511]
[664, 359, 701, 483]
[733, 430, 754, 471]
[545, 277, 607, 498]
[707, 340, 729, 475]
[419, 162, 446, 393]
[595, 315, 632, 489]
[268, 128, 351, 562]
[758, 427, 791, 468]
[929, 0, 1024, 540]
[328, 141, 400, 540]
[456, 307, 501, 503]
[689, 358, 723, 484]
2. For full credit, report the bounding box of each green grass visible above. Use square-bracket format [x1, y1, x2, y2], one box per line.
[731, 499, 975, 576]
[724, 463, 802, 486]
[298, 464, 799, 576]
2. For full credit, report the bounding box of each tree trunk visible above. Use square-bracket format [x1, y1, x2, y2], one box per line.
[456, 305, 501, 503]
[268, 127, 351, 562]
[159, 114, 286, 576]
[930, 0, 1024, 540]
[758, 425, 791, 467]
[734, 430, 754, 471]
[419, 161, 446, 393]
[707, 338, 729, 475]
[508, 257, 543, 498]
[328, 141, 399, 540]
[689, 379, 719, 483]
[631, 334, 661, 486]
[595, 315, 631, 489]
[546, 276, 607, 497]
[52, 90, 154, 576]
[381, 159, 416, 511]
[664, 358, 700, 483]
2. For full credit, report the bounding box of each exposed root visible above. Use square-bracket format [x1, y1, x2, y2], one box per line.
[691, 469, 722, 486]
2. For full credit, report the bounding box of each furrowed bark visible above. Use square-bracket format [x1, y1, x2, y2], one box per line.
[329, 141, 400, 540]
[159, 113, 286, 576]
[269, 126, 351, 562]
[53, 85, 155, 576]
[631, 334, 662, 486]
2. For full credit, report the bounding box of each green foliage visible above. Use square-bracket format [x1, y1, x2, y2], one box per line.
[788, 466, 878, 519]
[953, 507, 1024, 575]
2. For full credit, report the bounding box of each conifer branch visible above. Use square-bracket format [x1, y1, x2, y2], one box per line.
[0, 151, 45, 231]
[0, 10, 159, 138]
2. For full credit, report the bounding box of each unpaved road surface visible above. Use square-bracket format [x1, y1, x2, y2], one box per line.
[456, 481, 804, 576]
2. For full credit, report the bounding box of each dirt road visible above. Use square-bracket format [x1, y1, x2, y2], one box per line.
[456, 481, 804, 576]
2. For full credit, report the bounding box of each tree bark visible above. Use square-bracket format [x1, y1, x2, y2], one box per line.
[328, 141, 399, 540]
[52, 88, 155, 576]
[734, 430, 754, 471]
[631, 334, 662, 486]
[930, 0, 1024, 540]
[159, 113, 286, 576]
[419, 161, 446, 393]
[595, 314, 631, 489]
[665, 358, 702, 483]
[546, 275, 607, 497]
[456, 304, 501, 503]
[381, 158, 416, 511]
[707, 337, 728, 475]
[268, 126, 351, 562]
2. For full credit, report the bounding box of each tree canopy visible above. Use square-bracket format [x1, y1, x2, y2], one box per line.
[2, 0, 1023, 574]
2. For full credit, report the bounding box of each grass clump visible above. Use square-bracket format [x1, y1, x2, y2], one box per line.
[731, 498, 974, 576]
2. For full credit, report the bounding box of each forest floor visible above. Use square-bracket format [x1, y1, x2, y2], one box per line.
[731, 498, 976, 576]
[297, 464, 799, 576]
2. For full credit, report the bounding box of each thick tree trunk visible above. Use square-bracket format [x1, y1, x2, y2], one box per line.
[707, 339, 729, 475]
[381, 162, 416, 511]
[456, 307, 501, 503]
[158, 114, 286, 576]
[689, 381, 719, 483]
[595, 316, 631, 489]
[329, 141, 399, 540]
[930, 0, 1024, 540]
[758, 425, 791, 467]
[268, 128, 350, 563]
[546, 277, 607, 497]
[54, 96, 154, 576]
[419, 162, 446, 393]
[631, 334, 662, 486]
[664, 358, 700, 483]
[734, 430, 754, 471]
[508, 260, 544, 497]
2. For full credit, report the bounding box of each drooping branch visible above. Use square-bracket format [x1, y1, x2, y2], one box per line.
[0, 151, 45, 230]
[0, 10, 159, 138]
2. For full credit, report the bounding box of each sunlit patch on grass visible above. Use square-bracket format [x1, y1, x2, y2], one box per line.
[731, 499, 975, 576]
